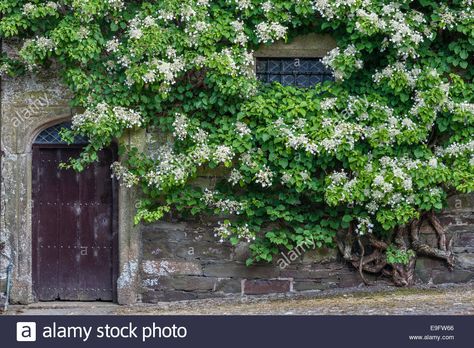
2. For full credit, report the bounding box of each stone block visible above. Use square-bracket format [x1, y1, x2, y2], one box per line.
[202, 262, 279, 278]
[432, 269, 474, 284]
[142, 240, 174, 259]
[141, 222, 189, 242]
[214, 278, 242, 293]
[302, 247, 339, 264]
[141, 290, 198, 303]
[143, 276, 217, 292]
[338, 273, 365, 287]
[280, 262, 344, 279]
[174, 242, 234, 261]
[445, 194, 474, 212]
[456, 254, 474, 269]
[254, 33, 336, 58]
[230, 242, 251, 262]
[293, 280, 336, 291]
[454, 232, 474, 248]
[142, 260, 202, 276]
[242, 279, 292, 295]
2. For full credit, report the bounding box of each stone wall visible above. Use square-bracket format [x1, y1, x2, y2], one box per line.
[139, 194, 474, 302]
[0, 35, 473, 304]
[0, 39, 74, 303]
[415, 195, 474, 284]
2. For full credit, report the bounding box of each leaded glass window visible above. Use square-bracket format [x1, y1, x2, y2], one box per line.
[256, 58, 333, 88]
[34, 122, 88, 145]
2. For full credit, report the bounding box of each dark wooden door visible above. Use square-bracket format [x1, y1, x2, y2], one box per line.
[32, 146, 117, 301]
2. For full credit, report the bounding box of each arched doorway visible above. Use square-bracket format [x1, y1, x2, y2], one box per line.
[31, 122, 118, 301]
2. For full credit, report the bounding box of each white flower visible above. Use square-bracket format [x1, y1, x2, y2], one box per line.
[112, 106, 142, 127]
[231, 20, 248, 45]
[228, 169, 243, 185]
[72, 103, 142, 129]
[262, 1, 273, 13]
[192, 128, 208, 143]
[373, 175, 385, 186]
[320, 98, 338, 111]
[77, 27, 90, 40]
[402, 178, 413, 191]
[235, 0, 252, 11]
[355, 217, 374, 235]
[181, 6, 196, 21]
[281, 172, 292, 185]
[129, 28, 143, 39]
[235, 224, 256, 242]
[213, 145, 234, 164]
[255, 165, 274, 187]
[255, 22, 287, 43]
[214, 221, 232, 242]
[428, 158, 438, 168]
[172, 113, 189, 140]
[236, 121, 251, 136]
[46, 2, 59, 10]
[22, 3, 36, 15]
[106, 0, 124, 10]
[203, 189, 244, 214]
[106, 38, 120, 53]
[329, 170, 348, 185]
[300, 170, 311, 182]
[111, 162, 139, 188]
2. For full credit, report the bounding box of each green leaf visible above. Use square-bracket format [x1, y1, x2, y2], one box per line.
[342, 215, 353, 223]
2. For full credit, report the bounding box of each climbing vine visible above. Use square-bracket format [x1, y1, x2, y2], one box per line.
[1, 0, 473, 285]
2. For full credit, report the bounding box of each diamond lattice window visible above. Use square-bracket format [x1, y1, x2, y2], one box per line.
[256, 58, 334, 87]
[34, 122, 88, 145]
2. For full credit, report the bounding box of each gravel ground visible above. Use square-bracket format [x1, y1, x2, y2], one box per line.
[4, 283, 474, 316]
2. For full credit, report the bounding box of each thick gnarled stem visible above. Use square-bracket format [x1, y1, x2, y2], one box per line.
[336, 211, 454, 286]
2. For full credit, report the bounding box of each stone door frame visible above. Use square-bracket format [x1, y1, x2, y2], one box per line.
[2, 114, 141, 304]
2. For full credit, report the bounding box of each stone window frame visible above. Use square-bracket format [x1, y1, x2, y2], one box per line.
[253, 33, 336, 65]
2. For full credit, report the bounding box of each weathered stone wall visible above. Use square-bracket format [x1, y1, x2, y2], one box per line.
[0, 35, 473, 304]
[139, 194, 474, 302]
[415, 195, 474, 284]
[0, 40, 74, 303]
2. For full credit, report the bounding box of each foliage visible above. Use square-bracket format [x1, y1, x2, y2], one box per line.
[1, 0, 473, 267]
[386, 245, 415, 265]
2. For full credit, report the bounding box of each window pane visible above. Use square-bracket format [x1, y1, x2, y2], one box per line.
[255, 58, 333, 88]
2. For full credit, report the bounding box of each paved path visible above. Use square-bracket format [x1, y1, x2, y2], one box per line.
[4, 284, 473, 315]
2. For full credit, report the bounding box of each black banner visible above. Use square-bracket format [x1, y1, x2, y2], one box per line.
[2, 315, 471, 348]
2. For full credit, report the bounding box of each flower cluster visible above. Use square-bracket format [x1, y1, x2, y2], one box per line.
[111, 162, 140, 188]
[255, 22, 287, 43]
[213, 145, 234, 164]
[22, 1, 59, 16]
[202, 189, 244, 214]
[373, 63, 421, 89]
[322, 45, 363, 81]
[213, 221, 255, 243]
[228, 169, 243, 185]
[355, 217, 374, 236]
[235, 121, 251, 136]
[145, 144, 193, 188]
[255, 165, 274, 187]
[314, 1, 429, 57]
[172, 113, 189, 141]
[72, 103, 142, 129]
